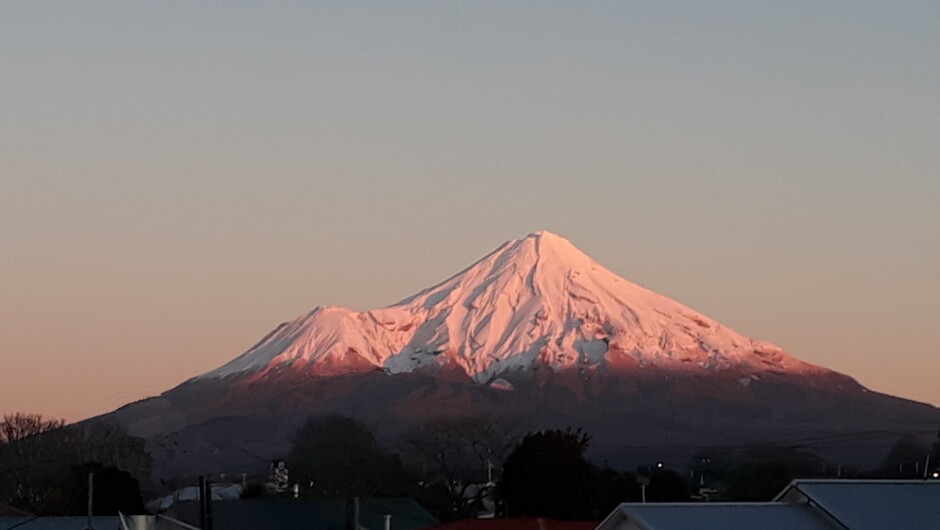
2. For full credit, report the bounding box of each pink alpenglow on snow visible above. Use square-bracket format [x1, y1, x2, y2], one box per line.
[196, 231, 824, 385]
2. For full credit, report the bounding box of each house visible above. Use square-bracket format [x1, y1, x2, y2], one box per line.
[427, 517, 597, 530]
[774, 479, 940, 530]
[596, 479, 940, 530]
[596, 503, 840, 530]
[0, 504, 31, 517]
[0, 516, 121, 530]
[160, 497, 438, 530]
[147, 483, 245, 512]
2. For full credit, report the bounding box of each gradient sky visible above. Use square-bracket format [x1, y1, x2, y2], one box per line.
[2, 2, 938, 422]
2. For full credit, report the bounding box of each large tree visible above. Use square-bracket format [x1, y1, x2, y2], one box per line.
[401, 417, 520, 517]
[588, 466, 641, 514]
[499, 428, 596, 520]
[67, 462, 147, 516]
[877, 434, 932, 478]
[645, 468, 688, 502]
[288, 415, 419, 498]
[723, 445, 830, 501]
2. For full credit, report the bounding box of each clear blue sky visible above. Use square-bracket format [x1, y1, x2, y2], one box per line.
[2, 1, 938, 420]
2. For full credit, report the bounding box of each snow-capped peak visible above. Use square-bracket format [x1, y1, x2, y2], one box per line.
[196, 231, 821, 382]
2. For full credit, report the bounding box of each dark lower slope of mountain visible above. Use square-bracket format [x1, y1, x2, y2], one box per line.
[104, 366, 939, 481]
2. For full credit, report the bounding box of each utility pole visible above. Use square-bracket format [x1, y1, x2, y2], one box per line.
[206, 477, 214, 530]
[199, 476, 214, 530]
[199, 476, 206, 530]
[86, 472, 94, 530]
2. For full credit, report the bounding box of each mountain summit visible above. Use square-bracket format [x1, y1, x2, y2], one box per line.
[198, 230, 821, 384]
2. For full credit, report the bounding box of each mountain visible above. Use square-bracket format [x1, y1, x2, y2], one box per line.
[103, 231, 939, 480]
[197, 230, 817, 383]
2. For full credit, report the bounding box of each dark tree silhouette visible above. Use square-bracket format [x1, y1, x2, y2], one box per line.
[688, 445, 830, 501]
[878, 434, 931, 478]
[589, 467, 641, 515]
[647, 469, 688, 502]
[288, 414, 420, 498]
[401, 416, 521, 517]
[0, 417, 151, 515]
[67, 462, 146, 515]
[726, 445, 829, 501]
[499, 428, 595, 520]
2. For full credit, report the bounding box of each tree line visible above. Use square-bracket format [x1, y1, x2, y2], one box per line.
[0, 413, 150, 516]
[3, 411, 938, 520]
[261, 414, 940, 520]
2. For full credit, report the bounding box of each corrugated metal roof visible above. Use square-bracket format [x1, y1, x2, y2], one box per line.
[427, 518, 596, 530]
[0, 516, 121, 530]
[0, 505, 32, 518]
[614, 503, 842, 530]
[163, 497, 438, 530]
[786, 480, 940, 530]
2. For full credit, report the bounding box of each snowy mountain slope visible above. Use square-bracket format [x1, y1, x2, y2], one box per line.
[196, 231, 824, 384]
